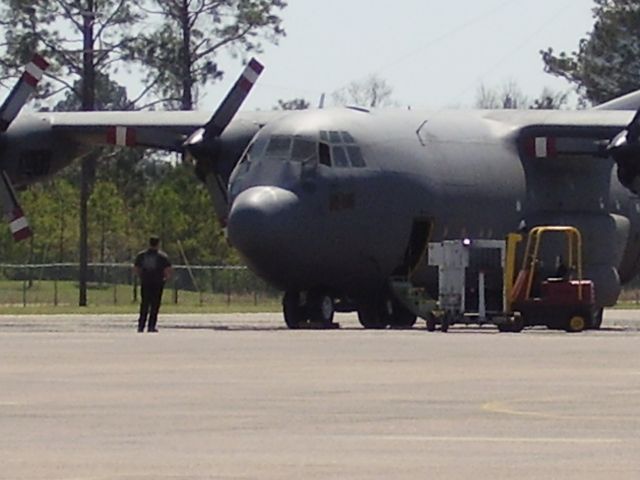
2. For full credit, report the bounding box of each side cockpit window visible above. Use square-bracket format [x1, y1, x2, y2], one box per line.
[318, 130, 366, 168]
[319, 143, 331, 167]
[240, 135, 268, 165]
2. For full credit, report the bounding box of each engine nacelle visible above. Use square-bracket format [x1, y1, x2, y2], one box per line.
[614, 148, 640, 194]
[0, 115, 85, 187]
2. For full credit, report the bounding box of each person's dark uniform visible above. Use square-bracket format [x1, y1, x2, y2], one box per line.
[134, 237, 172, 332]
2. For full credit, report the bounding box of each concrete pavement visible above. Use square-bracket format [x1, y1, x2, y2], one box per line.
[0, 310, 639, 479]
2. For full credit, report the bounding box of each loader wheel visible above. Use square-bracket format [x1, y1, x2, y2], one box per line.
[565, 314, 586, 333]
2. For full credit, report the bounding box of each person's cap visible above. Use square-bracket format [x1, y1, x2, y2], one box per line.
[149, 235, 160, 246]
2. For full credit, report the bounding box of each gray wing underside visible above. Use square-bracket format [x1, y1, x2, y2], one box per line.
[32, 107, 638, 155]
[42, 110, 278, 151]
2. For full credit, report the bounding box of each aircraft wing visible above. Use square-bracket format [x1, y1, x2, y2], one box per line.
[43, 110, 278, 152]
[477, 109, 634, 161]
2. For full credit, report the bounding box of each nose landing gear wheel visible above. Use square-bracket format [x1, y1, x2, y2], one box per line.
[282, 291, 307, 329]
[308, 291, 335, 328]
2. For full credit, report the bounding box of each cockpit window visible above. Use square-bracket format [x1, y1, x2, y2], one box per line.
[291, 138, 317, 163]
[318, 130, 366, 168]
[255, 131, 365, 168]
[329, 130, 342, 143]
[246, 136, 269, 162]
[346, 146, 365, 167]
[341, 131, 355, 143]
[265, 136, 292, 158]
[319, 143, 331, 166]
[332, 146, 349, 167]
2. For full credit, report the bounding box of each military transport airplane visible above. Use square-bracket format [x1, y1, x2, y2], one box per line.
[5, 55, 640, 330]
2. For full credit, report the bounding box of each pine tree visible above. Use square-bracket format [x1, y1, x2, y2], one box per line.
[541, 0, 640, 104]
[0, 0, 142, 305]
[132, 0, 287, 110]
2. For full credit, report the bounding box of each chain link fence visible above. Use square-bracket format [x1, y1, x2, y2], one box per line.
[0, 263, 280, 308]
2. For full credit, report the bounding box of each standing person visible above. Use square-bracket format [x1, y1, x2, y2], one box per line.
[133, 236, 172, 333]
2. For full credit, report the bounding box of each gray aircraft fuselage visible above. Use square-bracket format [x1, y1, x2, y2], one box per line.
[225, 107, 639, 310]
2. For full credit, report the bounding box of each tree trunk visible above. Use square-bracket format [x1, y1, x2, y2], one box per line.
[180, 0, 193, 110]
[79, 0, 96, 306]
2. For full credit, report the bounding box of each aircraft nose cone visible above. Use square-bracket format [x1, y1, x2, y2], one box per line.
[227, 186, 300, 265]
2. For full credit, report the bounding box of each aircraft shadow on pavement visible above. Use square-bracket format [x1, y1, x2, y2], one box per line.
[166, 324, 632, 333]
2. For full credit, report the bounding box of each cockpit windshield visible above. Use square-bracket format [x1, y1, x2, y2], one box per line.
[241, 131, 366, 168]
[262, 135, 318, 164]
[291, 138, 317, 163]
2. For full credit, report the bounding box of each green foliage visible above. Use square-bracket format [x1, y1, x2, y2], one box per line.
[54, 72, 133, 111]
[0, 1, 280, 275]
[0, 164, 239, 267]
[88, 180, 129, 262]
[541, 0, 640, 104]
[131, 0, 287, 109]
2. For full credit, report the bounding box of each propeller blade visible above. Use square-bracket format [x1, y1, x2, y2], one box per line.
[607, 107, 640, 194]
[0, 54, 49, 132]
[0, 171, 31, 241]
[182, 59, 264, 227]
[201, 58, 264, 140]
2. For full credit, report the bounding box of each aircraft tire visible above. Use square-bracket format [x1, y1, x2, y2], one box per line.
[308, 291, 335, 328]
[441, 313, 450, 333]
[588, 307, 603, 330]
[357, 303, 388, 329]
[426, 313, 437, 332]
[387, 302, 417, 328]
[511, 314, 525, 333]
[498, 314, 524, 333]
[282, 291, 307, 329]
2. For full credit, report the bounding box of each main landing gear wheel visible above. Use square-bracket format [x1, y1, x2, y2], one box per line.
[308, 291, 335, 328]
[357, 302, 388, 329]
[387, 302, 417, 329]
[497, 314, 524, 333]
[282, 291, 307, 329]
[426, 313, 437, 332]
[588, 307, 603, 330]
[358, 297, 417, 329]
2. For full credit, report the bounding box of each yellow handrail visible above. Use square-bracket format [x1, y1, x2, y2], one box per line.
[518, 226, 583, 301]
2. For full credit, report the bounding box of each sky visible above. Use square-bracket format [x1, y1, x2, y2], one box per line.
[192, 0, 596, 111]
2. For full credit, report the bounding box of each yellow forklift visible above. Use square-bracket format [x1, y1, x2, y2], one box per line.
[499, 226, 595, 333]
